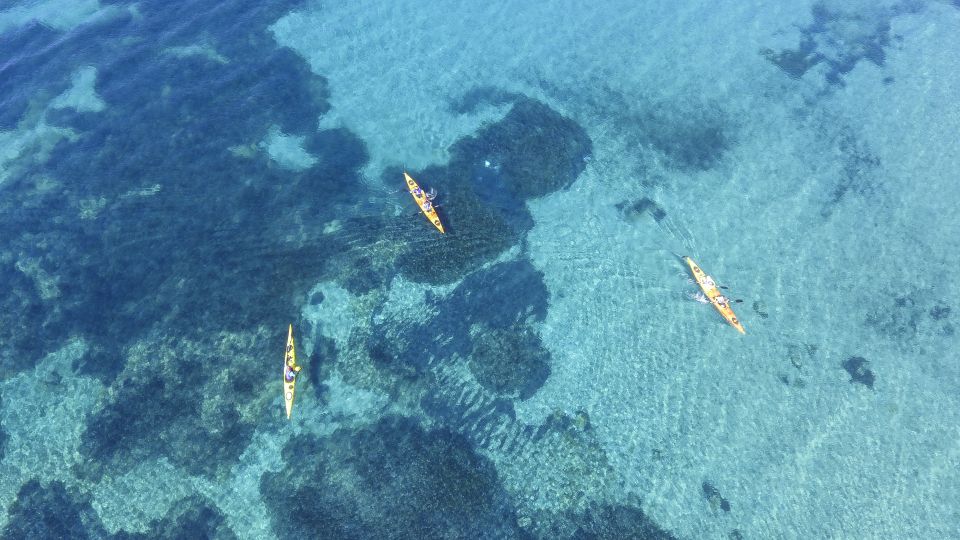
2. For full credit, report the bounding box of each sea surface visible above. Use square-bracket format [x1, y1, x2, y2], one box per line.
[1, 0, 959, 538]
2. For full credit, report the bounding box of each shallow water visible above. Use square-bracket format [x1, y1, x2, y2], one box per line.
[1, 0, 958, 538]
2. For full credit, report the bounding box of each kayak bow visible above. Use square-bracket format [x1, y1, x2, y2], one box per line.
[404, 171, 445, 234]
[283, 324, 301, 419]
[684, 256, 746, 334]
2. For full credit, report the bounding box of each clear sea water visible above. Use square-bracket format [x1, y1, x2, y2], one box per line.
[1, 0, 958, 538]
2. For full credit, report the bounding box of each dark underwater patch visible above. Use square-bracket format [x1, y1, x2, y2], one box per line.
[616, 196, 667, 223]
[78, 332, 271, 481]
[0, 0, 379, 383]
[374, 259, 551, 393]
[645, 114, 730, 172]
[761, 2, 921, 87]
[568, 502, 677, 540]
[842, 356, 875, 389]
[452, 98, 592, 200]
[865, 290, 953, 340]
[929, 303, 950, 321]
[820, 131, 881, 217]
[468, 325, 551, 400]
[0, 396, 6, 460]
[0, 261, 52, 379]
[305, 333, 336, 403]
[260, 415, 524, 539]
[702, 481, 732, 513]
[0, 13, 134, 129]
[114, 495, 236, 540]
[449, 86, 524, 114]
[2, 479, 108, 539]
[394, 95, 591, 284]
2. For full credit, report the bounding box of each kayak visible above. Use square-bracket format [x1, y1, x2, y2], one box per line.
[282, 324, 301, 419]
[404, 171, 445, 234]
[684, 256, 745, 334]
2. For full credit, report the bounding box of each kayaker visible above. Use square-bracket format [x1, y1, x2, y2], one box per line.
[412, 187, 424, 198]
[422, 200, 433, 212]
[702, 276, 716, 289]
[714, 295, 729, 308]
[285, 360, 301, 382]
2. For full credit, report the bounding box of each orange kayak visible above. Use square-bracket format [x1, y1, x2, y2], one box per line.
[684, 256, 745, 334]
[404, 171, 445, 234]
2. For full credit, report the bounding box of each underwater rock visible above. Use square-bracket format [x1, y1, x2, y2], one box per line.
[0, 15, 129, 130]
[616, 197, 667, 223]
[0, 0, 376, 384]
[302, 127, 370, 181]
[760, 42, 824, 79]
[0, 396, 6, 460]
[2, 479, 108, 539]
[443, 259, 550, 333]
[778, 373, 807, 389]
[821, 132, 880, 216]
[468, 326, 551, 400]
[449, 86, 524, 114]
[450, 97, 592, 200]
[865, 290, 953, 341]
[260, 415, 524, 539]
[396, 95, 591, 284]
[393, 166, 518, 284]
[568, 502, 677, 540]
[929, 303, 951, 321]
[306, 333, 336, 402]
[702, 482, 731, 512]
[378, 259, 550, 382]
[752, 300, 769, 320]
[761, 2, 918, 87]
[842, 356, 875, 389]
[341, 255, 390, 296]
[114, 495, 236, 540]
[79, 333, 268, 481]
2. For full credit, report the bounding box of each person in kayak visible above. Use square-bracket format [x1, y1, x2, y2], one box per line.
[285, 363, 301, 382]
[422, 200, 433, 212]
[285, 350, 301, 382]
[702, 276, 717, 289]
[412, 187, 424, 198]
[714, 295, 729, 308]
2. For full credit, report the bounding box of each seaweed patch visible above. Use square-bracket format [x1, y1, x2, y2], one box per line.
[565, 502, 678, 539]
[616, 196, 667, 223]
[842, 356, 875, 389]
[377, 259, 551, 386]
[820, 130, 881, 217]
[468, 325, 551, 400]
[78, 331, 271, 481]
[0, 0, 376, 382]
[761, 2, 921, 87]
[702, 481, 732, 513]
[449, 86, 524, 114]
[117, 495, 236, 539]
[865, 289, 953, 340]
[395, 95, 591, 284]
[260, 416, 524, 539]
[2, 479, 109, 539]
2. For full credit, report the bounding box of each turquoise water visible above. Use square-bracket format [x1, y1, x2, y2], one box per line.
[1, 0, 959, 538]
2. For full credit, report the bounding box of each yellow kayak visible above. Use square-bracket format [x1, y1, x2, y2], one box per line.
[404, 171, 445, 234]
[684, 256, 745, 334]
[282, 324, 301, 419]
